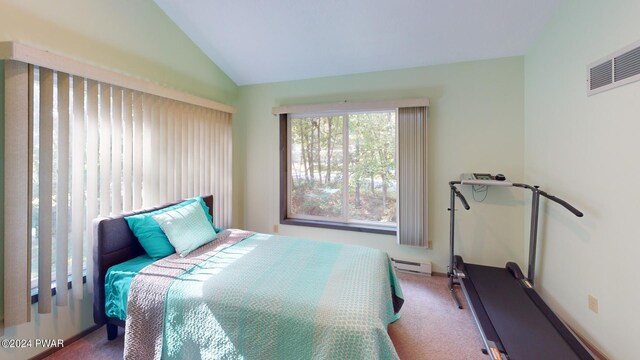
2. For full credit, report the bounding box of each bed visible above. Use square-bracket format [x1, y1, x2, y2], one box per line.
[93, 195, 404, 359]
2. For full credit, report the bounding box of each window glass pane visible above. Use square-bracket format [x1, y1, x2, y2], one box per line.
[348, 111, 397, 224]
[287, 110, 397, 228]
[289, 115, 344, 218]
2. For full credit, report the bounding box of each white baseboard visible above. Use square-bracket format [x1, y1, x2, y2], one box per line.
[392, 258, 432, 275]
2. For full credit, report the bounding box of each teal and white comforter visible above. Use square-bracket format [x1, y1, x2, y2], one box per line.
[124, 229, 404, 359]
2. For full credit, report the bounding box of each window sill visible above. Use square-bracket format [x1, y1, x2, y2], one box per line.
[281, 218, 397, 235]
[31, 275, 87, 304]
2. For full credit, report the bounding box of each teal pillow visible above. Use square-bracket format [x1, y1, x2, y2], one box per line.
[152, 201, 218, 257]
[125, 197, 219, 259]
[125, 201, 190, 259]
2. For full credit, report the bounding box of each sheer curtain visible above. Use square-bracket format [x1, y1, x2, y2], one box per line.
[3, 60, 233, 325]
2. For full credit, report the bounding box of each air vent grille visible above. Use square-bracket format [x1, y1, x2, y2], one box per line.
[588, 39, 640, 95]
[589, 61, 612, 90]
[614, 45, 640, 82]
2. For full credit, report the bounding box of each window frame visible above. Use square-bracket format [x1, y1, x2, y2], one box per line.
[279, 113, 397, 235]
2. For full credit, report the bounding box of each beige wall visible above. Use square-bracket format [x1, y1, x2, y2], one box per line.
[0, 0, 237, 358]
[1, 293, 95, 359]
[0, 0, 237, 104]
[235, 57, 526, 273]
[524, 0, 640, 358]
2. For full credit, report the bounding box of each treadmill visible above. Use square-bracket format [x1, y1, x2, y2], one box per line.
[447, 175, 595, 360]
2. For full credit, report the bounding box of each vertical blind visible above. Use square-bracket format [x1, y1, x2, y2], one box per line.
[397, 106, 428, 247]
[3, 60, 31, 327]
[3, 60, 233, 323]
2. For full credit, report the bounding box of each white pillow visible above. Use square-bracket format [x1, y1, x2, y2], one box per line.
[152, 200, 217, 257]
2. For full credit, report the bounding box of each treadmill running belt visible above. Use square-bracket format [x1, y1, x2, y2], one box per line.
[465, 264, 581, 360]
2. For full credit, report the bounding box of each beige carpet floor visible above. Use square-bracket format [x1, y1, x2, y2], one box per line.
[388, 273, 484, 360]
[44, 272, 484, 360]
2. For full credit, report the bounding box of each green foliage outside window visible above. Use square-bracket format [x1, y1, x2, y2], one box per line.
[289, 111, 396, 225]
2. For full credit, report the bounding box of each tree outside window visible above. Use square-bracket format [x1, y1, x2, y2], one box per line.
[286, 110, 397, 231]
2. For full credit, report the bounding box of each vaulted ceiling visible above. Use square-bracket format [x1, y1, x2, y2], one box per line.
[154, 0, 562, 85]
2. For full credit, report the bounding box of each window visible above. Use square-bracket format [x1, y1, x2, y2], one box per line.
[3, 44, 234, 325]
[27, 65, 233, 299]
[9, 62, 232, 312]
[281, 110, 398, 234]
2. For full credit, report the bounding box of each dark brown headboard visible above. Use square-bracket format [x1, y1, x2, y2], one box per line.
[92, 195, 214, 325]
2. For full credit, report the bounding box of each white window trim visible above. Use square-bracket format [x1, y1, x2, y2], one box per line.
[273, 98, 429, 115]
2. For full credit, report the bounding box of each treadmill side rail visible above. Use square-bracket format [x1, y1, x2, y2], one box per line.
[459, 276, 508, 358]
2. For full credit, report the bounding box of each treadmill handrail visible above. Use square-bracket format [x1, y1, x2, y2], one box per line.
[449, 181, 471, 210]
[539, 191, 583, 217]
[512, 183, 583, 217]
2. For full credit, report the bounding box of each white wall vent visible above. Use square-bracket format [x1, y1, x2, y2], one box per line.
[391, 258, 431, 275]
[588, 39, 640, 95]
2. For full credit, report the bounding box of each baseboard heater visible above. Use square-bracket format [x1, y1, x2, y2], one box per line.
[392, 258, 431, 275]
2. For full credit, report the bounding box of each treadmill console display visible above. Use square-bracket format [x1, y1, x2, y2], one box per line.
[474, 173, 494, 180]
[460, 173, 512, 187]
